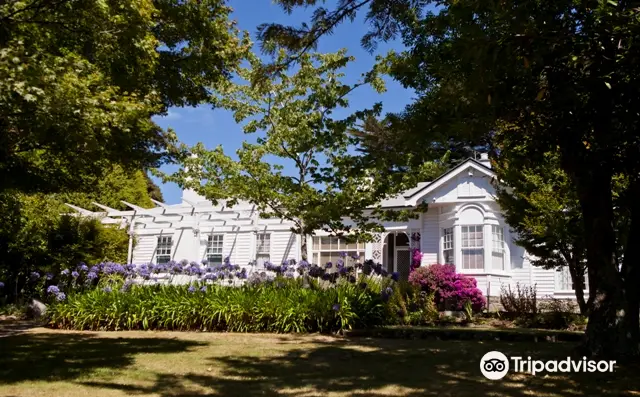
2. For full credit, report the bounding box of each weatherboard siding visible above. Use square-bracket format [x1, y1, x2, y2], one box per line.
[421, 210, 439, 265]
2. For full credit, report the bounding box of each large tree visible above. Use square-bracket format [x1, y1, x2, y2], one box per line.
[163, 49, 440, 260]
[492, 134, 591, 314]
[258, 0, 640, 357]
[0, 0, 250, 194]
[0, 164, 159, 302]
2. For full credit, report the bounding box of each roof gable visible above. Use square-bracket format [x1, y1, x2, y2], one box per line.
[378, 159, 496, 208]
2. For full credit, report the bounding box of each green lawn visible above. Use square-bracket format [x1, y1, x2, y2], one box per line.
[0, 324, 638, 397]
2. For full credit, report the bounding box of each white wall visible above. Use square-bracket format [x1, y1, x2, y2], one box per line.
[421, 210, 439, 264]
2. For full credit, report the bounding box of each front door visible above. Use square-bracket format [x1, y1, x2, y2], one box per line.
[395, 247, 411, 280]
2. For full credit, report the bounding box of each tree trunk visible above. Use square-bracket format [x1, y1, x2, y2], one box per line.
[568, 259, 589, 315]
[576, 173, 625, 357]
[300, 233, 308, 261]
[621, 179, 640, 357]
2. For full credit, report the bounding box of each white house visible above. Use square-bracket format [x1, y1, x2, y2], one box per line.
[69, 154, 578, 299]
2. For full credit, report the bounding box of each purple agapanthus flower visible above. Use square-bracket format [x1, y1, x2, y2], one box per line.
[187, 285, 196, 293]
[332, 304, 341, 312]
[45, 273, 54, 281]
[71, 271, 79, 279]
[121, 279, 134, 292]
[0, 282, 4, 289]
[200, 286, 207, 292]
[87, 272, 98, 280]
[77, 263, 89, 272]
[46, 285, 60, 295]
[102, 286, 112, 293]
[30, 271, 40, 280]
[325, 262, 333, 269]
[351, 253, 360, 260]
[61, 269, 70, 276]
[391, 272, 399, 282]
[381, 286, 393, 302]
[56, 292, 66, 301]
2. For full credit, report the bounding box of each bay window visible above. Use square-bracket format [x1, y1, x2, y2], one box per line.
[461, 225, 484, 269]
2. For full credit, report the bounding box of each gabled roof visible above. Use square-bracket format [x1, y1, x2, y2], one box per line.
[377, 158, 495, 209]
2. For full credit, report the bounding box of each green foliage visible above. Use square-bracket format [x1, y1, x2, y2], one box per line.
[500, 283, 538, 316]
[162, 48, 419, 257]
[260, 0, 640, 355]
[59, 164, 156, 210]
[384, 281, 438, 326]
[0, 0, 250, 195]
[0, 163, 159, 302]
[463, 300, 473, 322]
[510, 299, 586, 331]
[48, 277, 386, 333]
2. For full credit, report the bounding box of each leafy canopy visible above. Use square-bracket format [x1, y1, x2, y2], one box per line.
[258, 0, 640, 356]
[0, 0, 250, 194]
[163, 48, 440, 258]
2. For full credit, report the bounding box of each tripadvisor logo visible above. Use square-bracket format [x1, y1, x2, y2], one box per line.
[480, 351, 616, 380]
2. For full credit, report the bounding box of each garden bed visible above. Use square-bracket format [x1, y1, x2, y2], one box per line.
[346, 325, 584, 342]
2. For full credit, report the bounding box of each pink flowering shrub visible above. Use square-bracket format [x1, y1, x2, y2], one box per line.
[408, 264, 486, 312]
[411, 248, 423, 271]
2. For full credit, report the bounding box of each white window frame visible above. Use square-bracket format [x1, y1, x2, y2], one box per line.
[311, 236, 365, 265]
[556, 266, 589, 292]
[461, 225, 484, 270]
[206, 234, 224, 265]
[156, 236, 172, 264]
[491, 225, 505, 270]
[443, 227, 454, 265]
[256, 233, 271, 263]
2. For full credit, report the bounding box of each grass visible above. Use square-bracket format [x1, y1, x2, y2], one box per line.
[0, 324, 639, 396]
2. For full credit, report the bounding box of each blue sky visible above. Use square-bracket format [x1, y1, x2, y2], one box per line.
[151, 0, 414, 204]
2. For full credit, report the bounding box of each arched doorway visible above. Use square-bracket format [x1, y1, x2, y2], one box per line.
[382, 232, 411, 280]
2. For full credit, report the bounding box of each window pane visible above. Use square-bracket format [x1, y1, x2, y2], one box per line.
[492, 252, 504, 270]
[462, 248, 483, 269]
[257, 233, 270, 254]
[343, 241, 358, 250]
[444, 249, 454, 265]
[320, 237, 331, 250]
[207, 254, 223, 265]
[256, 253, 270, 267]
[320, 252, 334, 266]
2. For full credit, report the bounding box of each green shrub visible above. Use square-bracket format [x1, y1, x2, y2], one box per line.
[500, 283, 538, 315]
[48, 276, 387, 334]
[521, 298, 585, 330]
[383, 281, 438, 326]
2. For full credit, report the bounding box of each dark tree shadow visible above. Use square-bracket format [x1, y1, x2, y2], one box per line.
[79, 336, 640, 397]
[0, 320, 39, 338]
[0, 332, 204, 384]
